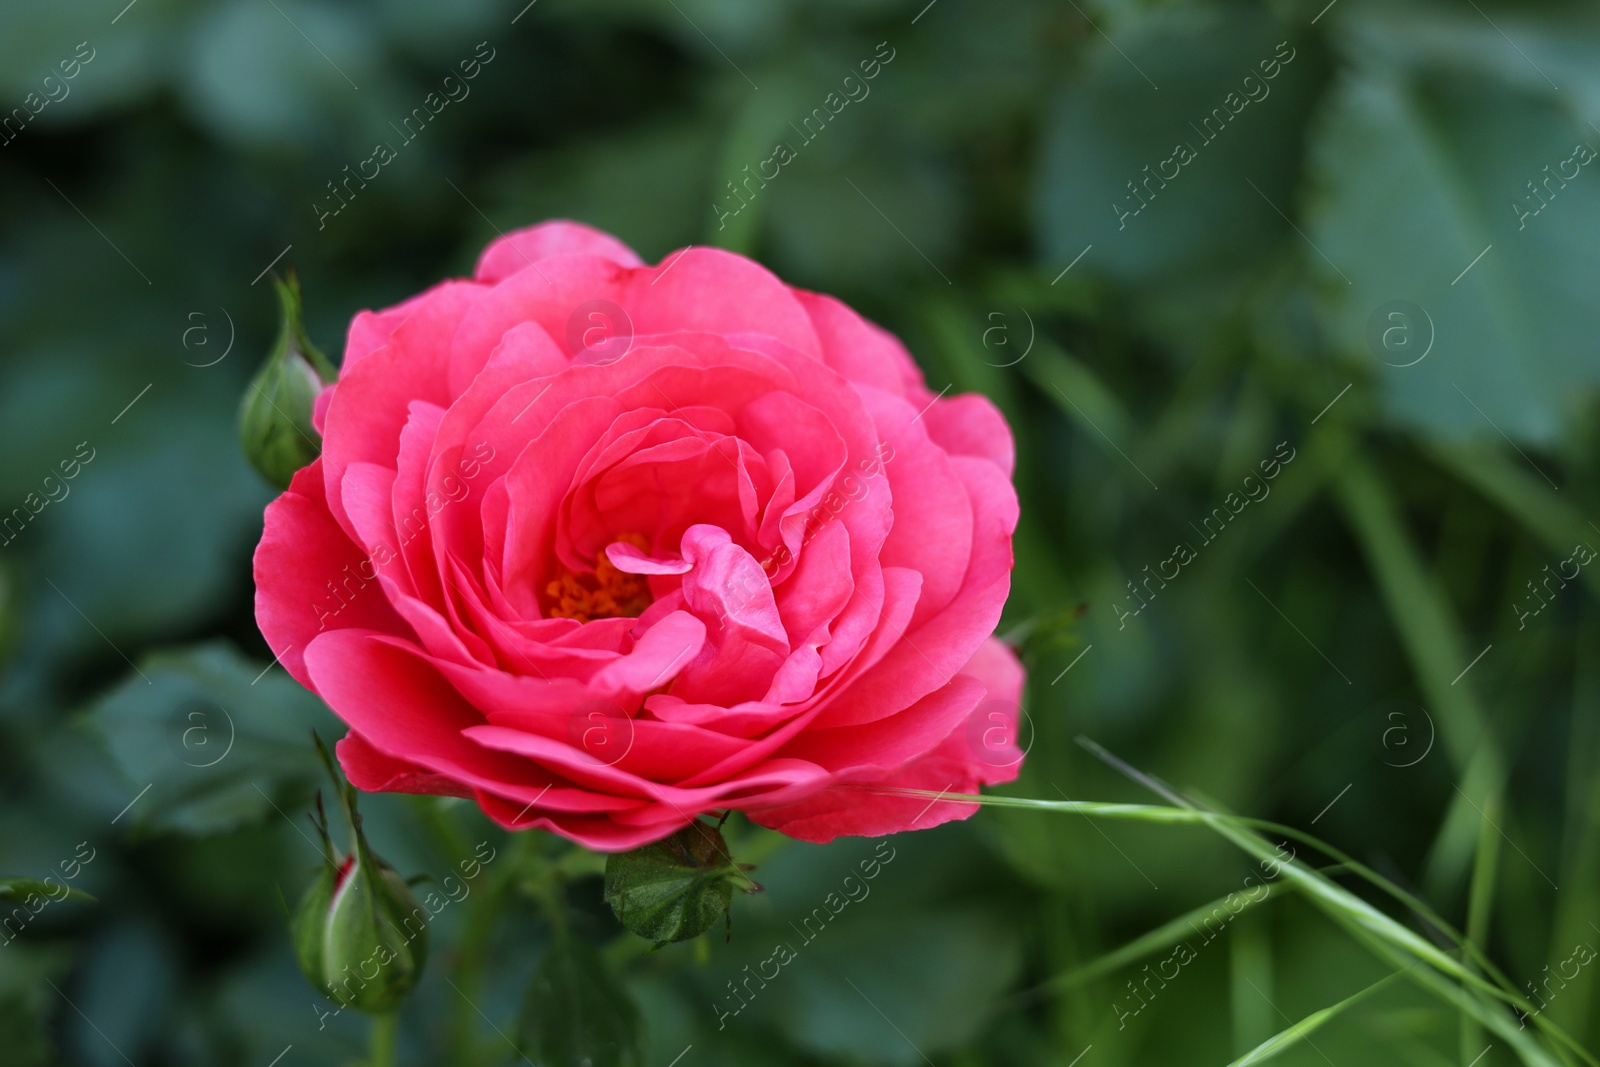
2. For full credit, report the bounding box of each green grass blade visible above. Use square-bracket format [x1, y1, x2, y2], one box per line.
[1549, 613, 1600, 1045]
[875, 789, 1209, 825]
[1075, 739, 1589, 1062]
[1227, 816, 1528, 1015]
[1339, 919, 1576, 1067]
[1039, 877, 1312, 994]
[1462, 790, 1504, 1063]
[1223, 970, 1401, 1067]
[887, 780, 1592, 1062]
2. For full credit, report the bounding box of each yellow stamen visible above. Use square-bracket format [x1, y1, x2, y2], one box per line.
[546, 533, 653, 622]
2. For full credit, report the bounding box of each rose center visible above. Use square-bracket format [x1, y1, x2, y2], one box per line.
[545, 533, 654, 622]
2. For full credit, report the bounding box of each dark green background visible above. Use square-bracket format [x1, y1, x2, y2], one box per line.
[2, 0, 1598, 1064]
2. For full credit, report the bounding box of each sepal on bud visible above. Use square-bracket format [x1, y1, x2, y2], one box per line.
[603, 821, 757, 947]
[239, 272, 337, 488]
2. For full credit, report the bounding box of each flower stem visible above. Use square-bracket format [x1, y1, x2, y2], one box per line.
[368, 1011, 399, 1067]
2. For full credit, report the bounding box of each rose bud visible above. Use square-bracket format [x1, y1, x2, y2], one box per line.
[604, 821, 757, 947]
[239, 272, 337, 489]
[293, 755, 428, 1014]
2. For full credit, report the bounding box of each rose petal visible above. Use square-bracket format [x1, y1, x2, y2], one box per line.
[474, 219, 643, 283]
[254, 461, 409, 689]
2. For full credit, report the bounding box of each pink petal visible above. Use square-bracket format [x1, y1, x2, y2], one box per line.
[605, 541, 692, 575]
[338, 731, 473, 798]
[341, 279, 463, 373]
[321, 281, 480, 540]
[623, 247, 821, 359]
[794, 288, 932, 401]
[815, 456, 1016, 728]
[474, 219, 643, 283]
[589, 609, 706, 696]
[304, 628, 555, 808]
[744, 751, 981, 843]
[924, 392, 1016, 478]
[673, 525, 790, 705]
[253, 460, 408, 689]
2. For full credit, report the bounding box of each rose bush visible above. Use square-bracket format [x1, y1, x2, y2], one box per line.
[254, 221, 1022, 849]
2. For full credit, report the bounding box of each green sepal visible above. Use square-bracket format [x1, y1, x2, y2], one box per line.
[604, 822, 750, 947]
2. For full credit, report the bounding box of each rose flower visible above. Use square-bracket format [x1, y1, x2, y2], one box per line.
[255, 221, 1022, 849]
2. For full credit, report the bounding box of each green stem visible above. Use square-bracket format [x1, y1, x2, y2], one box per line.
[450, 831, 536, 1067]
[368, 1011, 398, 1067]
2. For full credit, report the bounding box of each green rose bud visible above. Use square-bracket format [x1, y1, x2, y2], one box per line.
[239, 272, 337, 489]
[603, 822, 756, 947]
[292, 745, 428, 1014]
[305, 852, 428, 1014]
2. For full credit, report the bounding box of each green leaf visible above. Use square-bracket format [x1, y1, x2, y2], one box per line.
[1308, 14, 1600, 443]
[1035, 8, 1321, 290]
[521, 930, 643, 1067]
[0, 878, 95, 905]
[82, 640, 339, 835]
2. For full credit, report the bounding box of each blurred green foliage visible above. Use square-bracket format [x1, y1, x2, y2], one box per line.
[2, 0, 1599, 1064]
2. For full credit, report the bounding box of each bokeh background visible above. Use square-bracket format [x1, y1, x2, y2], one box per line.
[3, 0, 1599, 1064]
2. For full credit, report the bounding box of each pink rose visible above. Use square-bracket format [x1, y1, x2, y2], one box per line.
[254, 221, 1022, 849]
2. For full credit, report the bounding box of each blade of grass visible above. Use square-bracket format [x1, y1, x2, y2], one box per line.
[1222, 970, 1401, 1067]
[1340, 918, 1573, 1067]
[885, 780, 1594, 1064]
[1225, 815, 1524, 1014]
[1070, 738, 1483, 980]
[1190, 786, 1538, 1025]
[1230, 912, 1277, 1056]
[890, 785, 1516, 1003]
[1077, 737, 1592, 1065]
[1462, 790, 1503, 1065]
[1080, 737, 1591, 1067]
[1548, 611, 1600, 1045]
[866, 790, 1210, 825]
[1039, 877, 1309, 994]
[1184, 782, 1509, 994]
